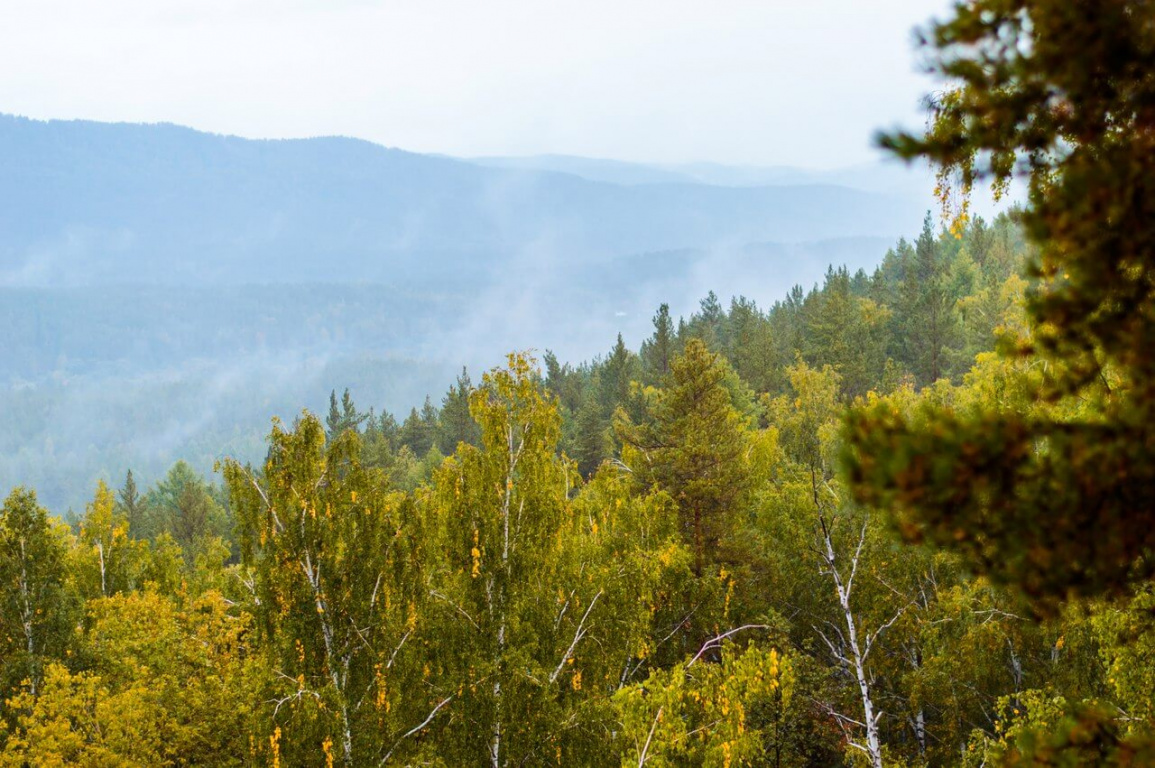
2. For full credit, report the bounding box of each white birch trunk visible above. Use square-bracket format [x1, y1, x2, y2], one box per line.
[823, 524, 884, 768]
[18, 539, 37, 697]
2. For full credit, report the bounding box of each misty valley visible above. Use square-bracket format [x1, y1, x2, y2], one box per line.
[3, 2, 1155, 764]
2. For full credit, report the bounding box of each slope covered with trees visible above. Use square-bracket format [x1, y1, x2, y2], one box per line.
[3, 206, 1151, 766]
[5, 1, 1155, 763]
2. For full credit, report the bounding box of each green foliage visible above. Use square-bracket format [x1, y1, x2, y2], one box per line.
[71, 481, 150, 600]
[423, 353, 606, 762]
[326, 388, 367, 440]
[2, 590, 264, 767]
[222, 414, 430, 765]
[0, 488, 77, 711]
[4, 190, 1154, 763]
[857, 0, 1155, 603]
[615, 643, 802, 767]
[961, 692, 1155, 768]
[438, 367, 481, 453]
[115, 469, 144, 539]
[641, 303, 677, 385]
[618, 339, 751, 578]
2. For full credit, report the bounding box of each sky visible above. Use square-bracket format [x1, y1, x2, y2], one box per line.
[0, 0, 949, 169]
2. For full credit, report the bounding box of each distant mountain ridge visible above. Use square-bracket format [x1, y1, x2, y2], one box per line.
[468, 153, 939, 196]
[0, 114, 925, 288]
[0, 113, 934, 511]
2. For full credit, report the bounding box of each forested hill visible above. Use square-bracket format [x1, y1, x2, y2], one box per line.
[0, 114, 935, 513]
[12, 210, 1148, 767]
[0, 114, 916, 287]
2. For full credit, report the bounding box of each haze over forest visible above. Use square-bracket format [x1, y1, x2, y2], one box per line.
[4, 0, 1155, 764]
[0, 113, 968, 511]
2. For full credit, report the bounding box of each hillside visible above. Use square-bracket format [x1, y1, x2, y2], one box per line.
[0, 114, 922, 510]
[0, 114, 920, 287]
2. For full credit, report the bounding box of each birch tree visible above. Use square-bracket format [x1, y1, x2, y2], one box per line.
[0, 488, 76, 705]
[423, 353, 670, 764]
[72, 481, 149, 600]
[767, 362, 911, 768]
[222, 414, 438, 766]
[615, 633, 798, 767]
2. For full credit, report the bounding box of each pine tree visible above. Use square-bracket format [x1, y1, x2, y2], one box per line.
[599, 333, 637, 415]
[116, 469, 144, 538]
[326, 390, 342, 437]
[325, 388, 367, 439]
[805, 266, 891, 398]
[640, 303, 675, 384]
[851, 0, 1155, 604]
[726, 296, 775, 393]
[912, 212, 952, 384]
[142, 462, 227, 551]
[438, 368, 480, 453]
[420, 396, 439, 442]
[398, 404, 437, 457]
[571, 390, 611, 478]
[685, 291, 727, 352]
[618, 339, 749, 576]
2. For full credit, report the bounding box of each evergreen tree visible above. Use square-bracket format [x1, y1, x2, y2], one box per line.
[142, 462, 229, 552]
[599, 333, 637, 415]
[325, 388, 366, 439]
[542, 350, 583, 413]
[571, 390, 611, 478]
[618, 339, 749, 576]
[640, 303, 675, 384]
[726, 296, 775, 393]
[913, 212, 952, 384]
[116, 469, 145, 539]
[362, 408, 402, 470]
[378, 408, 400, 447]
[684, 290, 727, 352]
[852, 0, 1155, 604]
[398, 402, 437, 457]
[438, 368, 481, 453]
[170, 483, 222, 560]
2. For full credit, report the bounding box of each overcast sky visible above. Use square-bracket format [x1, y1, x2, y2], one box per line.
[0, 0, 948, 168]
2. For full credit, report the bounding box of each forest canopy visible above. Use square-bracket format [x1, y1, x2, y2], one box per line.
[4, 207, 1152, 766]
[4, 1, 1155, 765]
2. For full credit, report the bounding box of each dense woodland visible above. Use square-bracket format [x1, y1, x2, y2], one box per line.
[2, 209, 1150, 766]
[5, 1, 1155, 765]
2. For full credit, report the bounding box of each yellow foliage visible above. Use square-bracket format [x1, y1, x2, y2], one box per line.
[322, 735, 334, 768]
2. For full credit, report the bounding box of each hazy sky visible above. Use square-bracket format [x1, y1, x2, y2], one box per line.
[0, 0, 948, 168]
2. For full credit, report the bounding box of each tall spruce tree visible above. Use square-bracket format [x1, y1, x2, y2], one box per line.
[438, 368, 480, 453]
[640, 303, 675, 385]
[911, 212, 952, 385]
[398, 400, 438, 457]
[599, 333, 637, 415]
[325, 388, 366, 440]
[116, 469, 145, 539]
[617, 339, 749, 576]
